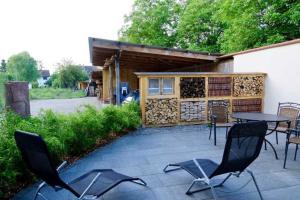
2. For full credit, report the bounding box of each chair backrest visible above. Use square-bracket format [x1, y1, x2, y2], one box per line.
[14, 131, 78, 196]
[209, 101, 230, 123]
[277, 102, 300, 128]
[212, 122, 267, 177]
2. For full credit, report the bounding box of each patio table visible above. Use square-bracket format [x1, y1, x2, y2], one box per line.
[231, 112, 291, 160]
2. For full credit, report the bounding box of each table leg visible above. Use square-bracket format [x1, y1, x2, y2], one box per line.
[264, 139, 278, 160]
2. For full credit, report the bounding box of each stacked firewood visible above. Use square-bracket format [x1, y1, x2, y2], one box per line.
[233, 76, 264, 97]
[145, 98, 178, 125]
[180, 77, 206, 98]
[232, 98, 262, 112]
[180, 101, 206, 122]
[208, 77, 232, 96]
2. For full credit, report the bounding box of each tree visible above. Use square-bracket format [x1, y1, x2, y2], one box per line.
[55, 59, 88, 89]
[120, 0, 300, 54]
[176, 0, 223, 53]
[119, 0, 184, 47]
[0, 59, 6, 72]
[6, 51, 39, 82]
[216, 0, 300, 53]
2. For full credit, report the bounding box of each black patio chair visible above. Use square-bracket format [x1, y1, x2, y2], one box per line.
[208, 101, 234, 146]
[163, 122, 267, 200]
[283, 118, 300, 168]
[14, 130, 147, 200]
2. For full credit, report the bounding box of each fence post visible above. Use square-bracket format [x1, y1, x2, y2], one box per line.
[5, 81, 30, 117]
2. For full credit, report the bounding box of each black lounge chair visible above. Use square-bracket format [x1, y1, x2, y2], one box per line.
[163, 122, 267, 200]
[14, 130, 147, 200]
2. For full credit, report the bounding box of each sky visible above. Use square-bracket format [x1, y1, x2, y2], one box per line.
[0, 0, 134, 73]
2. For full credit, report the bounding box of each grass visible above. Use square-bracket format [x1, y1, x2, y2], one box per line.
[30, 88, 86, 100]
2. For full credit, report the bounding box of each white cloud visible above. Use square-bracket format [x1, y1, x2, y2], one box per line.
[0, 0, 134, 73]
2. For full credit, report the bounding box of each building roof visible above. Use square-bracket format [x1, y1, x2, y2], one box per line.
[39, 70, 50, 78]
[219, 38, 300, 59]
[89, 37, 221, 70]
[82, 66, 100, 74]
[134, 72, 266, 77]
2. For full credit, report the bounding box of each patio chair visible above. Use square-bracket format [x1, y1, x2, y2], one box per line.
[283, 118, 300, 168]
[208, 101, 234, 145]
[14, 130, 147, 200]
[163, 122, 267, 200]
[269, 102, 300, 144]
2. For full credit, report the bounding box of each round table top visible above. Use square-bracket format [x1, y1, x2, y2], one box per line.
[231, 112, 290, 122]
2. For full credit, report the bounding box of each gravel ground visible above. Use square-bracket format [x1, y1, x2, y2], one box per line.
[30, 97, 105, 116]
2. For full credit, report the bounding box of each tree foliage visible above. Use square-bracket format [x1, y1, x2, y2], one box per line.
[0, 59, 6, 72]
[53, 59, 88, 89]
[119, 0, 300, 53]
[119, 0, 184, 47]
[177, 0, 223, 53]
[6, 52, 39, 82]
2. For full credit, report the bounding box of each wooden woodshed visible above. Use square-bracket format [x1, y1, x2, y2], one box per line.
[136, 72, 266, 126]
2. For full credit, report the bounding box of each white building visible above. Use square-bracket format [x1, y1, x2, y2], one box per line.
[37, 70, 50, 87]
[218, 39, 300, 114]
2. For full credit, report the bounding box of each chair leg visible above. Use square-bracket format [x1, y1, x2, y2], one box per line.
[209, 185, 218, 200]
[131, 178, 147, 186]
[294, 144, 298, 161]
[34, 182, 48, 200]
[225, 127, 228, 139]
[283, 142, 290, 169]
[209, 125, 212, 140]
[186, 180, 218, 200]
[163, 164, 181, 173]
[276, 131, 278, 145]
[247, 170, 264, 200]
[214, 125, 217, 146]
[216, 173, 232, 187]
[264, 140, 267, 150]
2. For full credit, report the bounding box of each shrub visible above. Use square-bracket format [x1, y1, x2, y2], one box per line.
[0, 102, 141, 198]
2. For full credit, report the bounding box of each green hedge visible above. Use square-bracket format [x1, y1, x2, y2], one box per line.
[0, 102, 141, 198]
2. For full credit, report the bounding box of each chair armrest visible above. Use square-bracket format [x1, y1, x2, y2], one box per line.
[193, 158, 210, 183]
[56, 161, 68, 172]
[79, 172, 102, 199]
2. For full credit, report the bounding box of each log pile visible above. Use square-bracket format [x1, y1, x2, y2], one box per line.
[145, 98, 178, 125]
[208, 77, 232, 96]
[233, 76, 264, 97]
[207, 100, 230, 120]
[180, 101, 206, 122]
[180, 77, 205, 98]
[232, 98, 262, 112]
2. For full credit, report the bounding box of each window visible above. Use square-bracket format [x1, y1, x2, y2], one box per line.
[162, 78, 174, 94]
[148, 78, 160, 95]
[148, 78, 174, 95]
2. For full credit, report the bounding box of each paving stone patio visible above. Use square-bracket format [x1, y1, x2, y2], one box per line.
[14, 125, 300, 200]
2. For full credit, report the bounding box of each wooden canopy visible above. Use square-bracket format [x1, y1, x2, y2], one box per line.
[89, 38, 221, 70]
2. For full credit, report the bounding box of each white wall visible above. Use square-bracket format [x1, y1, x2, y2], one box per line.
[233, 43, 300, 114]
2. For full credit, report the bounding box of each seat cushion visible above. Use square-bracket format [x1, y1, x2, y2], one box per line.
[216, 122, 234, 127]
[68, 169, 133, 197]
[289, 137, 300, 144]
[268, 126, 288, 133]
[176, 159, 219, 179]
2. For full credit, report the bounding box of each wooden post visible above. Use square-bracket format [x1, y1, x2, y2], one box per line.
[115, 51, 121, 105]
[5, 81, 30, 117]
[109, 64, 114, 104]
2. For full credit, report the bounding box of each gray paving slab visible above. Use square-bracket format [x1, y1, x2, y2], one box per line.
[13, 125, 300, 200]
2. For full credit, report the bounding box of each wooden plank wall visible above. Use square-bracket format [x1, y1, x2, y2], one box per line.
[138, 73, 266, 127]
